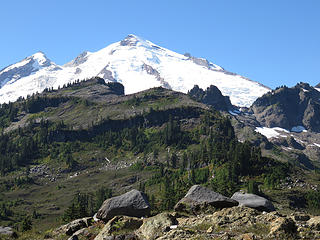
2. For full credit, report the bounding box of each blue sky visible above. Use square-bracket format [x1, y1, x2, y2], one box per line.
[0, 0, 319, 89]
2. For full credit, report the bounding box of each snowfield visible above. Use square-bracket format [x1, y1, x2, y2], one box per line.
[0, 35, 270, 107]
[255, 126, 309, 139]
[255, 127, 289, 139]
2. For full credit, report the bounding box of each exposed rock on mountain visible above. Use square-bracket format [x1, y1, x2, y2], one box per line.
[105, 81, 125, 96]
[96, 189, 151, 222]
[231, 192, 275, 212]
[188, 84, 233, 111]
[251, 83, 320, 132]
[174, 185, 238, 213]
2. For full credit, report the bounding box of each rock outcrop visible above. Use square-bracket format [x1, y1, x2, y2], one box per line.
[56, 77, 125, 103]
[94, 216, 142, 240]
[96, 189, 150, 222]
[0, 226, 17, 238]
[188, 85, 233, 111]
[174, 185, 238, 213]
[55, 217, 93, 236]
[307, 216, 320, 230]
[231, 192, 275, 212]
[251, 82, 320, 132]
[137, 213, 177, 240]
[268, 217, 297, 237]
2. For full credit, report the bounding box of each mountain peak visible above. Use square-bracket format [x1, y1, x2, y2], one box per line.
[120, 34, 150, 47]
[0, 51, 55, 89]
[30, 51, 46, 58]
[126, 34, 140, 39]
[28, 51, 52, 67]
[0, 35, 270, 106]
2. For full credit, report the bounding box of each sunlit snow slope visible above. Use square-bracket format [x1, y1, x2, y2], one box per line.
[0, 35, 270, 107]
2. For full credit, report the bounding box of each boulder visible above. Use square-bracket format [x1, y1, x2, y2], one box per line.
[235, 233, 256, 240]
[94, 216, 142, 240]
[0, 226, 17, 238]
[307, 216, 320, 230]
[55, 217, 93, 236]
[68, 227, 95, 240]
[211, 206, 259, 227]
[231, 192, 275, 212]
[96, 189, 150, 222]
[174, 185, 238, 213]
[290, 212, 310, 222]
[269, 217, 297, 236]
[137, 213, 178, 240]
[68, 235, 78, 240]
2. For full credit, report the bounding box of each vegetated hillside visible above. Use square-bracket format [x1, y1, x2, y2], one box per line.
[0, 78, 318, 239]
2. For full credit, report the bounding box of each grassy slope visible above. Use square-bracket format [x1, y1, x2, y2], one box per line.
[0, 79, 319, 239]
[0, 80, 211, 231]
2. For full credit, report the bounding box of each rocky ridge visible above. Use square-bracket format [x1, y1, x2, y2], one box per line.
[227, 82, 320, 163]
[188, 85, 233, 111]
[251, 83, 320, 132]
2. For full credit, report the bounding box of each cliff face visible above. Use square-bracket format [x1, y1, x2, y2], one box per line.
[251, 83, 320, 132]
[188, 84, 233, 111]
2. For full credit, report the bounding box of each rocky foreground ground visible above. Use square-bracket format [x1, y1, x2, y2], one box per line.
[48, 206, 320, 240]
[2, 186, 320, 239]
[48, 186, 320, 240]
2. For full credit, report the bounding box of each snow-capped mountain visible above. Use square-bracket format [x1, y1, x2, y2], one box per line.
[0, 34, 270, 107]
[0, 52, 60, 88]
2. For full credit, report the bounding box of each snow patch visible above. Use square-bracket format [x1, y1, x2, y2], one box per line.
[255, 127, 289, 139]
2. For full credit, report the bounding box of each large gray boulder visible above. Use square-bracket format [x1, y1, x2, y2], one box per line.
[96, 189, 150, 222]
[231, 192, 275, 212]
[174, 185, 238, 213]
